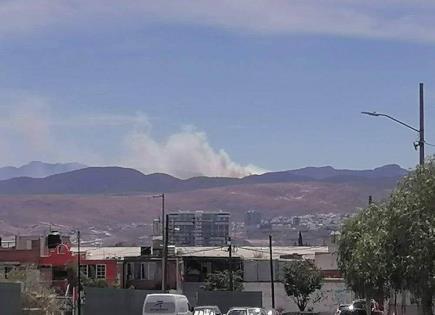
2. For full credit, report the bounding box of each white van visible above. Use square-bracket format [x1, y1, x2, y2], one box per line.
[143, 294, 193, 315]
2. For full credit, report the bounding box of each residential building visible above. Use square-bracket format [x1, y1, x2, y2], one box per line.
[0, 233, 139, 292]
[119, 244, 352, 313]
[167, 211, 230, 246]
[0, 235, 44, 279]
[245, 210, 262, 227]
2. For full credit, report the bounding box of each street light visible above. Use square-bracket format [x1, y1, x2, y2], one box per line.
[362, 83, 425, 165]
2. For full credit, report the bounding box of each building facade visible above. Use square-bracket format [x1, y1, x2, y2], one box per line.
[0, 234, 122, 292]
[167, 211, 230, 246]
[245, 210, 262, 227]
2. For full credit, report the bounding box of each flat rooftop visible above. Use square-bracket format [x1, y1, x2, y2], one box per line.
[71, 245, 329, 260]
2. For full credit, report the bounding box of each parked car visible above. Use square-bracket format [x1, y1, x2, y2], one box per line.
[194, 306, 222, 315]
[335, 304, 350, 315]
[340, 299, 367, 315]
[264, 309, 279, 315]
[143, 294, 193, 315]
[227, 307, 268, 315]
[342, 299, 384, 315]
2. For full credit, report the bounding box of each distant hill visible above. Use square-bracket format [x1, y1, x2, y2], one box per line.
[0, 178, 398, 233]
[285, 164, 408, 180]
[0, 167, 180, 194]
[0, 164, 409, 238]
[0, 164, 408, 194]
[0, 161, 87, 180]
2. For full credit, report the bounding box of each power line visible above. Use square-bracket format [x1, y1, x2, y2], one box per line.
[238, 246, 311, 257]
[180, 246, 226, 255]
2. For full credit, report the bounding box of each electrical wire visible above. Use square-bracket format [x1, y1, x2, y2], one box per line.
[238, 246, 303, 256]
[180, 246, 227, 255]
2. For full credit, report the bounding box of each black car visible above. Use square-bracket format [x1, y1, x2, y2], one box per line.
[340, 300, 367, 315]
[335, 304, 350, 315]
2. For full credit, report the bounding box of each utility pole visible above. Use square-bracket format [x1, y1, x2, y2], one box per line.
[362, 83, 426, 166]
[269, 235, 275, 309]
[228, 237, 234, 291]
[153, 193, 166, 291]
[77, 230, 81, 315]
[419, 82, 425, 166]
[162, 213, 169, 292]
[160, 194, 166, 291]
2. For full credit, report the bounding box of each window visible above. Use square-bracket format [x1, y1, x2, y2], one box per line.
[145, 302, 176, 313]
[57, 244, 68, 254]
[141, 263, 146, 280]
[4, 266, 14, 279]
[140, 262, 158, 280]
[53, 266, 68, 280]
[88, 265, 96, 278]
[96, 264, 106, 279]
[127, 262, 133, 280]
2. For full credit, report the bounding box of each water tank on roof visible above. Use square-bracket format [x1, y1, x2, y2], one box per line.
[47, 231, 62, 249]
[141, 246, 152, 256]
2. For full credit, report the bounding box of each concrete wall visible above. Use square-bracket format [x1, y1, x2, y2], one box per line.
[0, 241, 41, 264]
[83, 287, 160, 315]
[314, 253, 338, 271]
[244, 260, 280, 282]
[182, 282, 203, 306]
[245, 279, 354, 314]
[0, 282, 22, 315]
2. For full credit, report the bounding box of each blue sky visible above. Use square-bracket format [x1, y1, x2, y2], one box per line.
[0, 1, 434, 178]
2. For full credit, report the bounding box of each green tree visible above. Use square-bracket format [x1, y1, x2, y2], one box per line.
[283, 260, 323, 312]
[205, 270, 243, 291]
[386, 159, 435, 315]
[338, 157, 435, 315]
[338, 203, 391, 302]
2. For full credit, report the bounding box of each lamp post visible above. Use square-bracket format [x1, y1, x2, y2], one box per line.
[153, 194, 166, 291]
[362, 83, 425, 165]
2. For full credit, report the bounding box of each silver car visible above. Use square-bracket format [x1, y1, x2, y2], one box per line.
[195, 306, 222, 315]
[227, 307, 267, 315]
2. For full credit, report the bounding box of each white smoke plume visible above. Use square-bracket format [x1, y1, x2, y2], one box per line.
[123, 127, 264, 179]
[0, 94, 56, 163]
[0, 94, 264, 178]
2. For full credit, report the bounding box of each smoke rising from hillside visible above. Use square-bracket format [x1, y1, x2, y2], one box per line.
[0, 96, 264, 178]
[123, 127, 264, 179]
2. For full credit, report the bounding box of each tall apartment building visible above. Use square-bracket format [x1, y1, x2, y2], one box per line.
[167, 211, 230, 246]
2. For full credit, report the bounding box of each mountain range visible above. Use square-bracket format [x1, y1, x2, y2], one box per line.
[0, 161, 87, 181]
[0, 162, 409, 239]
[0, 163, 408, 194]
